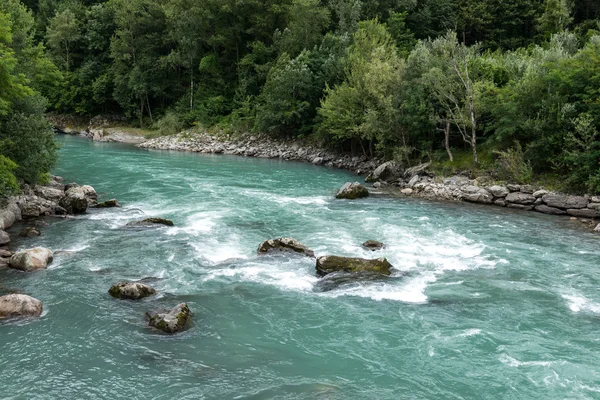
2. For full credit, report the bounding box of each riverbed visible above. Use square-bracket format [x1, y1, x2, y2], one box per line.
[1, 135, 599, 399]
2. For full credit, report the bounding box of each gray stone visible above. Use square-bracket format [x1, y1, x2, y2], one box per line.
[19, 227, 41, 237]
[594, 223, 600, 232]
[147, 303, 190, 334]
[0, 210, 16, 230]
[365, 161, 400, 183]
[34, 186, 64, 201]
[404, 162, 431, 179]
[535, 205, 567, 215]
[312, 157, 324, 165]
[592, 196, 600, 203]
[407, 175, 420, 187]
[520, 185, 535, 194]
[533, 189, 549, 198]
[0, 294, 43, 318]
[487, 185, 509, 198]
[507, 184, 521, 192]
[400, 188, 413, 195]
[505, 192, 536, 205]
[542, 193, 588, 209]
[494, 199, 507, 207]
[587, 203, 600, 210]
[257, 238, 314, 257]
[59, 187, 89, 214]
[108, 282, 156, 300]
[566, 209, 600, 218]
[93, 199, 121, 208]
[507, 204, 533, 211]
[125, 218, 174, 227]
[335, 182, 369, 200]
[0, 230, 9, 245]
[462, 187, 493, 204]
[9, 248, 53, 271]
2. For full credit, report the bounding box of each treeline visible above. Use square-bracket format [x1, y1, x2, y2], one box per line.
[3, 0, 600, 194]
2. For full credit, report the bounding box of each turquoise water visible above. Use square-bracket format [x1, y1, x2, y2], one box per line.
[1, 135, 600, 399]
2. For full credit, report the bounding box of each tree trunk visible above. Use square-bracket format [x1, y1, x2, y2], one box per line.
[139, 97, 144, 128]
[444, 120, 454, 162]
[146, 95, 153, 123]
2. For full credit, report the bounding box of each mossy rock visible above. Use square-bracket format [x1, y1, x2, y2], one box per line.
[19, 227, 41, 238]
[146, 303, 190, 334]
[335, 182, 369, 199]
[257, 238, 315, 257]
[93, 199, 121, 208]
[108, 282, 156, 300]
[125, 217, 174, 227]
[316, 255, 393, 277]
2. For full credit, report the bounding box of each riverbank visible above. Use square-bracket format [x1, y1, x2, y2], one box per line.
[47, 115, 600, 233]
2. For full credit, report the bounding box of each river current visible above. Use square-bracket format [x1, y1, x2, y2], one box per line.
[1, 135, 599, 399]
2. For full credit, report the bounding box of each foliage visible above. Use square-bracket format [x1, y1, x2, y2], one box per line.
[0, 155, 19, 196]
[494, 142, 533, 184]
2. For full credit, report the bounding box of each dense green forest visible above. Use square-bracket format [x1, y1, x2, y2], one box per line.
[2, 0, 600, 195]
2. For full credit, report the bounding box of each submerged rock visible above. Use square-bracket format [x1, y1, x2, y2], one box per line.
[146, 303, 190, 334]
[19, 227, 41, 237]
[257, 238, 315, 257]
[362, 240, 385, 251]
[108, 282, 156, 300]
[316, 255, 393, 277]
[0, 294, 43, 318]
[335, 182, 369, 199]
[93, 199, 121, 208]
[9, 248, 53, 271]
[126, 218, 174, 227]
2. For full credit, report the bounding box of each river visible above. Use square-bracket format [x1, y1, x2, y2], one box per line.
[1, 135, 599, 399]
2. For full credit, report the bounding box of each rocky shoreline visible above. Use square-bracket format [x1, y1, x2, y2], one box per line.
[48, 115, 600, 233]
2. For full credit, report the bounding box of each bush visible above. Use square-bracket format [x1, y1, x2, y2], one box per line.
[156, 112, 183, 136]
[0, 155, 19, 196]
[494, 142, 533, 184]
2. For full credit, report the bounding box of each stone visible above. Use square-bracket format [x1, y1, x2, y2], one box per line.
[487, 185, 509, 198]
[312, 157, 324, 165]
[407, 175, 420, 188]
[257, 238, 315, 257]
[542, 193, 588, 210]
[0, 294, 43, 318]
[365, 161, 400, 183]
[0, 249, 12, 257]
[362, 240, 385, 251]
[19, 227, 41, 237]
[520, 185, 535, 194]
[0, 209, 16, 230]
[125, 218, 174, 227]
[505, 192, 536, 205]
[461, 186, 493, 204]
[533, 189, 549, 198]
[316, 255, 393, 277]
[147, 303, 190, 334]
[587, 203, 600, 211]
[0, 230, 9, 245]
[108, 282, 156, 300]
[535, 205, 567, 215]
[400, 188, 413, 195]
[93, 199, 121, 208]
[34, 186, 64, 201]
[404, 162, 431, 179]
[594, 223, 600, 232]
[9, 248, 53, 271]
[315, 271, 394, 292]
[570, 217, 578, 221]
[494, 199, 507, 207]
[507, 184, 521, 192]
[592, 196, 600, 203]
[59, 187, 89, 214]
[335, 182, 369, 200]
[566, 209, 600, 218]
[507, 204, 533, 211]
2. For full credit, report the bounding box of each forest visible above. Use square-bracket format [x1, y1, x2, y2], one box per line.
[1, 0, 600, 195]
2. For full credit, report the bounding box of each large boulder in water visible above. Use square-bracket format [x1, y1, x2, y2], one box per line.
[9, 247, 53, 271]
[316, 255, 393, 277]
[0, 294, 43, 318]
[146, 303, 190, 334]
[109, 282, 156, 300]
[257, 238, 315, 257]
[59, 187, 89, 214]
[335, 182, 369, 199]
[125, 218, 174, 228]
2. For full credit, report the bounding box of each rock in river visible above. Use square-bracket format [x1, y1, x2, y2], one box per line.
[93, 199, 121, 208]
[316, 255, 393, 277]
[19, 227, 41, 237]
[362, 240, 385, 251]
[108, 282, 156, 300]
[9, 248, 53, 271]
[0, 294, 43, 318]
[335, 182, 369, 199]
[147, 303, 190, 334]
[126, 218, 174, 227]
[257, 238, 315, 257]
[59, 187, 89, 214]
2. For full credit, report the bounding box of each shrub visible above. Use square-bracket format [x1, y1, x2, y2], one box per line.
[494, 142, 533, 184]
